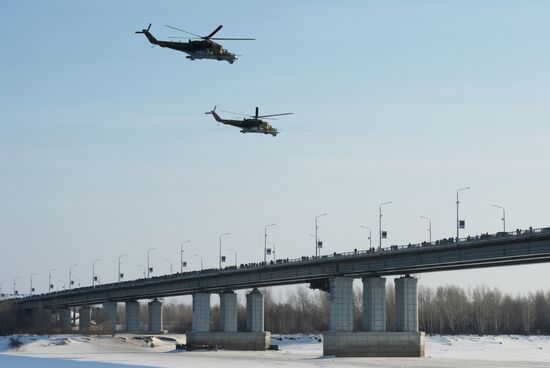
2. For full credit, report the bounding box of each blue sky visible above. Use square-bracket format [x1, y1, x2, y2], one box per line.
[1, 1, 550, 295]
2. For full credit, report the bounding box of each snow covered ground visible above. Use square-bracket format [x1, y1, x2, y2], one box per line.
[1, 334, 550, 368]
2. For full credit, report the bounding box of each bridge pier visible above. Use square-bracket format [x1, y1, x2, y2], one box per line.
[59, 308, 72, 332]
[329, 277, 354, 332]
[102, 302, 117, 334]
[147, 298, 163, 333]
[395, 276, 418, 332]
[79, 306, 91, 334]
[191, 293, 211, 332]
[363, 276, 386, 331]
[125, 301, 140, 333]
[219, 291, 237, 332]
[186, 289, 270, 350]
[323, 276, 425, 357]
[246, 288, 265, 332]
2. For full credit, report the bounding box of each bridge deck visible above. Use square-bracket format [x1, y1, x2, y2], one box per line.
[10, 227, 550, 309]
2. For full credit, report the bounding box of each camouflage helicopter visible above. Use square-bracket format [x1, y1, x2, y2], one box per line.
[206, 107, 293, 136]
[135, 24, 254, 64]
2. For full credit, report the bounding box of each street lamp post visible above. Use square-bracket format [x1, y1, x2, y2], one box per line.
[492, 204, 506, 232]
[180, 240, 191, 273]
[379, 202, 392, 250]
[13, 276, 20, 297]
[30, 273, 38, 295]
[219, 233, 230, 269]
[92, 259, 102, 287]
[68, 264, 77, 291]
[264, 224, 276, 263]
[456, 187, 471, 239]
[48, 269, 55, 292]
[0, 280, 7, 299]
[164, 259, 173, 274]
[194, 254, 204, 271]
[420, 216, 432, 243]
[360, 225, 372, 249]
[227, 248, 237, 267]
[118, 254, 128, 283]
[147, 248, 157, 278]
[315, 213, 327, 257]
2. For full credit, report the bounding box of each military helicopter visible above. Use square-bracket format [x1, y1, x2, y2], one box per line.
[135, 24, 254, 64]
[206, 107, 293, 136]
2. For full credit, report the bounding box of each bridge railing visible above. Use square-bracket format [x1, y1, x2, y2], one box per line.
[265, 226, 550, 265]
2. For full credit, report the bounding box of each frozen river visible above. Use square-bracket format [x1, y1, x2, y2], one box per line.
[1, 334, 550, 368]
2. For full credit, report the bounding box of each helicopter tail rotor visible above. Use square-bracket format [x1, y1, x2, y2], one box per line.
[135, 23, 158, 45]
[135, 23, 152, 34]
[205, 106, 224, 124]
[205, 105, 217, 114]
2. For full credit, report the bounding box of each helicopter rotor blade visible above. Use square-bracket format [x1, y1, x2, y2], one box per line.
[257, 113, 294, 118]
[206, 25, 223, 39]
[167, 37, 203, 39]
[219, 109, 254, 118]
[209, 37, 256, 41]
[164, 25, 204, 39]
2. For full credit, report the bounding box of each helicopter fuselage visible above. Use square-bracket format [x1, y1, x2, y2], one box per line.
[139, 29, 237, 63]
[208, 111, 279, 136]
[159, 40, 236, 63]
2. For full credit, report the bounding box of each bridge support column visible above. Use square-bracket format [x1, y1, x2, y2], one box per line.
[219, 291, 237, 332]
[363, 276, 386, 332]
[102, 302, 117, 334]
[246, 288, 264, 332]
[329, 277, 354, 332]
[59, 308, 72, 331]
[148, 299, 163, 333]
[191, 293, 211, 332]
[187, 289, 270, 350]
[395, 276, 418, 332]
[26, 308, 52, 334]
[125, 301, 140, 333]
[79, 306, 91, 334]
[39, 308, 53, 333]
[323, 276, 424, 357]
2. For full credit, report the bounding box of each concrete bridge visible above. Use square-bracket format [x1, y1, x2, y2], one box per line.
[6, 227, 550, 357]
